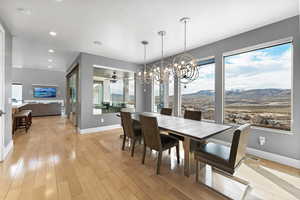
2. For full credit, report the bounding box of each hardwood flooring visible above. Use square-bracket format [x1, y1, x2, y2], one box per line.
[0, 116, 299, 200]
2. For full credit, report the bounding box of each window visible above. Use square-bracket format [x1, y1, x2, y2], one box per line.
[128, 78, 135, 107]
[93, 81, 103, 106]
[181, 59, 215, 120]
[93, 67, 135, 114]
[224, 42, 292, 131]
[153, 80, 162, 112]
[110, 79, 124, 106]
[168, 75, 174, 110]
[12, 83, 23, 103]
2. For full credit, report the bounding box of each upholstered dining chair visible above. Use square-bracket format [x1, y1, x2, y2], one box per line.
[194, 124, 251, 198]
[160, 108, 172, 116]
[120, 112, 142, 157]
[140, 114, 180, 174]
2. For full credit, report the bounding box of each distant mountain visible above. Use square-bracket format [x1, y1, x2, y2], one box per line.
[185, 90, 215, 97]
[225, 88, 290, 98]
[183, 88, 290, 98]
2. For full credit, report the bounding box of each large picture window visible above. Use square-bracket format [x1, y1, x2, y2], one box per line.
[224, 42, 292, 131]
[181, 59, 215, 120]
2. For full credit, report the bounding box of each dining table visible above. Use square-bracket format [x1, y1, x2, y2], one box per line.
[119, 112, 232, 177]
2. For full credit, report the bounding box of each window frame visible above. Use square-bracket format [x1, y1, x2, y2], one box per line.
[222, 37, 294, 134]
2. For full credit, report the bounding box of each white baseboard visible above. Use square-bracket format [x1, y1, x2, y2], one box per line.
[2, 140, 14, 161]
[79, 124, 122, 134]
[209, 138, 300, 169]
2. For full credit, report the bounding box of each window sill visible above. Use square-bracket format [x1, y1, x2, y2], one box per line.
[250, 126, 294, 136]
[224, 122, 294, 135]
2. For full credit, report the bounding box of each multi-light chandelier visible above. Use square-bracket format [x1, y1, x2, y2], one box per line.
[138, 17, 199, 85]
[172, 17, 198, 84]
[152, 31, 171, 83]
[137, 41, 152, 84]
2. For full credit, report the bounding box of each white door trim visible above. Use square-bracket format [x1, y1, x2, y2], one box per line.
[0, 23, 5, 161]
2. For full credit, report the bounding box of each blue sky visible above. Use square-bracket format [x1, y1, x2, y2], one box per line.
[179, 43, 292, 94]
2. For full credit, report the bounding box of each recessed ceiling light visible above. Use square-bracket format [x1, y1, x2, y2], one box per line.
[93, 41, 102, 46]
[13, 65, 23, 68]
[55, 0, 63, 2]
[49, 31, 57, 36]
[48, 65, 53, 69]
[48, 49, 55, 53]
[48, 59, 53, 63]
[17, 8, 31, 15]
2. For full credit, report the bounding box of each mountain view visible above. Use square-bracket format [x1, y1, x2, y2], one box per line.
[171, 88, 291, 131]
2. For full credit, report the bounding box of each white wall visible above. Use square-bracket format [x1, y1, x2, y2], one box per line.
[0, 18, 12, 149]
[12, 68, 66, 102]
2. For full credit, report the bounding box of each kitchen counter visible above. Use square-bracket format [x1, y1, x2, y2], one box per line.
[12, 103, 28, 109]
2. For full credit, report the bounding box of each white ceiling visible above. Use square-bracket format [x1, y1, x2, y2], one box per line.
[0, 0, 298, 72]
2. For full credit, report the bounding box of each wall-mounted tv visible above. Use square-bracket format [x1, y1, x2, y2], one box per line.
[33, 87, 57, 98]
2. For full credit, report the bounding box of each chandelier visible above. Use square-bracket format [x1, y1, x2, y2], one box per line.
[172, 17, 199, 84]
[137, 41, 152, 84]
[152, 31, 171, 83]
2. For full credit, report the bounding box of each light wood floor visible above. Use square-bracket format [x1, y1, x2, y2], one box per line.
[0, 116, 299, 200]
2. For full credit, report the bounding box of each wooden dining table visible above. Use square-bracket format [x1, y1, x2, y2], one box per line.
[121, 112, 232, 177]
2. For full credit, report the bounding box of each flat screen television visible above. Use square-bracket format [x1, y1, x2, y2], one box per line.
[33, 87, 57, 98]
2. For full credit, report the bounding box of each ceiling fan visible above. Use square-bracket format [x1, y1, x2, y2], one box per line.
[110, 71, 117, 83]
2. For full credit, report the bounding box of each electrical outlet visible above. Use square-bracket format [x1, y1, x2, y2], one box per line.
[100, 118, 104, 123]
[259, 136, 266, 146]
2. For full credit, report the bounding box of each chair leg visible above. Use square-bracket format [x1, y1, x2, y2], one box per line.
[156, 151, 162, 175]
[142, 144, 146, 164]
[195, 160, 199, 183]
[25, 117, 29, 133]
[131, 139, 136, 157]
[121, 135, 126, 150]
[176, 145, 180, 164]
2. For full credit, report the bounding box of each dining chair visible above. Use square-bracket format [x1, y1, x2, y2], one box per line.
[120, 112, 142, 157]
[194, 124, 251, 198]
[140, 114, 180, 174]
[160, 108, 172, 116]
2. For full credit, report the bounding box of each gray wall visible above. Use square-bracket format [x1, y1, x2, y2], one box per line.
[69, 53, 145, 130]
[145, 16, 300, 160]
[0, 18, 13, 147]
[12, 68, 66, 102]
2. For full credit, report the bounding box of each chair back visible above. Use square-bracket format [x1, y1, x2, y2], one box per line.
[120, 112, 135, 138]
[140, 115, 162, 150]
[160, 108, 172, 116]
[184, 110, 202, 121]
[229, 124, 251, 168]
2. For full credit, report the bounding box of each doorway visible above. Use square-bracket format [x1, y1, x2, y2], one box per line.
[0, 24, 5, 161]
[66, 65, 79, 127]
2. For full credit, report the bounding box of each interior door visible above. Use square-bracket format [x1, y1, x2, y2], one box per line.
[0, 24, 5, 161]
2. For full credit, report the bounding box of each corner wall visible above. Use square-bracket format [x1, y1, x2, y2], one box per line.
[73, 53, 145, 131]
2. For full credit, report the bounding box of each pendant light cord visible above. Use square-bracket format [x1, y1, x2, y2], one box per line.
[161, 33, 164, 67]
[144, 44, 147, 70]
[184, 20, 187, 53]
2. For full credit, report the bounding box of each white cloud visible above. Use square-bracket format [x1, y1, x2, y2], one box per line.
[225, 45, 292, 90]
